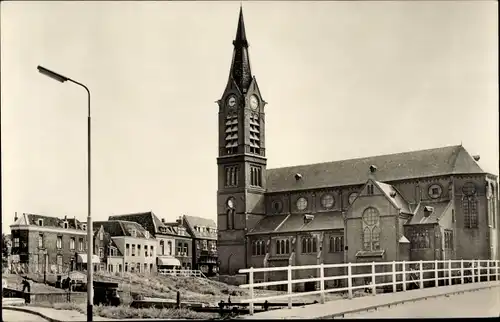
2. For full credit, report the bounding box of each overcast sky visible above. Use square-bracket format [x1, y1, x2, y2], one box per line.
[1, 1, 498, 233]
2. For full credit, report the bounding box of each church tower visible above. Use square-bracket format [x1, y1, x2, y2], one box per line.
[216, 7, 267, 276]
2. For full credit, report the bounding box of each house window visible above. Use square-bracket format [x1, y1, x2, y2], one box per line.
[329, 236, 344, 253]
[138, 244, 141, 256]
[362, 207, 381, 251]
[276, 239, 290, 255]
[38, 234, 44, 248]
[82, 224, 87, 230]
[109, 264, 113, 272]
[118, 264, 122, 272]
[444, 230, 454, 249]
[367, 185, 374, 195]
[145, 245, 148, 257]
[14, 238, 19, 248]
[126, 244, 130, 256]
[136, 263, 141, 272]
[132, 245, 136, 256]
[202, 240, 208, 251]
[225, 166, 239, 187]
[250, 166, 262, 187]
[98, 247, 104, 258]
[70, 238, 75, 250]
[183, 243, 188, 255]
[56, 255, 63, 274]
[144, 263, 148, 273]
[78, 238, 84, 251]
[167, 241, 172, 255]
[160, 240, 165, 255]
[38, 219, 43, 226]
[411, 230, 431, 249]
[301, 236, 317, 254]
[177, 244, 182, 255]
[252, 240, 266, 256]
[150, 245, 154, 257]
[64, 222, 68, 229]
[463, 196, 478, 228]
[57, 236, 62, 249]
[125, 263, 128, 272]
[99, 231, 104, 241]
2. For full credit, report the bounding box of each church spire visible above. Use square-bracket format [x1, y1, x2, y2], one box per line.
[229, 6, 252, 93]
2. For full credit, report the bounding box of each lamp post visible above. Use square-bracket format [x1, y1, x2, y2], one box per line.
[37, 65, 93, 322]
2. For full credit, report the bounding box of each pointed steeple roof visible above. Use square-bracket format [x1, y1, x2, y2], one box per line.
[233, 6, 248, 47]
[229, 6, 252, 93]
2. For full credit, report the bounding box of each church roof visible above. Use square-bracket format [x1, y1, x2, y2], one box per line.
[248, 212, 343, 235]
[406, 200, 452, 225]
[266, 145, 485, 193]
[373, 181, 412, 214]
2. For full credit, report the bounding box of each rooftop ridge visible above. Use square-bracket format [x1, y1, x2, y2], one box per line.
[267, 144, 462, 171]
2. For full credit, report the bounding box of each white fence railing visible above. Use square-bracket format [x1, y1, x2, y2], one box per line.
[238, 259, 500, 315]
[157, 268, 206, 278]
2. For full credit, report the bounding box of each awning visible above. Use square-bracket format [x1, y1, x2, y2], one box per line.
[76, 254, 100, 264]
[157, 256, 181, 267]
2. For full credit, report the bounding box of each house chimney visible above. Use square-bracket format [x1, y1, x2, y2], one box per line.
[64, 215, 67, 221]
[14, 212, 18, 222]
[161, 218, 165, 224]
[295, 173, 303, 181]
[472, 155, 480, 161]
[390, 191, 397, 198]
[368, 165, 378, 180]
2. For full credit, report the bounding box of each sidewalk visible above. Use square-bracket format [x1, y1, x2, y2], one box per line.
[241, 281, 500, 319]
[2, 306, 114, 322]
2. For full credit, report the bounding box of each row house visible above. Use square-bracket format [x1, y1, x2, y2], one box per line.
[108, 212, 181, 270]
[93, 220, 157, 274]
[9, 213, 100, 274]
[110, 212, 218, 275]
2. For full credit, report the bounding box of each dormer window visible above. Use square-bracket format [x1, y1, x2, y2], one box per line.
[38, 219, 44, 227]
[82, 224, 87, 231]
[63, 222, 68, 229]
[144, 231, 150, 239]
[130, 229, 137, 238]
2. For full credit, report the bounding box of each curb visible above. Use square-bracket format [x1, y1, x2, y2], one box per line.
[3, 306, 58, 322]
[323, 283, 500, 319]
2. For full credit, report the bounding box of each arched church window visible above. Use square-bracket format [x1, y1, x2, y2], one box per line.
[463, 196, 478, 229]
[362, 207, 381, 251]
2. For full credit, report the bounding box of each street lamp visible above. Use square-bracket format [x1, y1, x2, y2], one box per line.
[37, 65, 94, 322]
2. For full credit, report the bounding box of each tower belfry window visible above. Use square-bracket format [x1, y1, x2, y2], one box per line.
[249, 114, 261, 155]
[225, 114, 239, 154]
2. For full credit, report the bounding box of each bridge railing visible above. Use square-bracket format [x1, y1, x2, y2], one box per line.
[238, 259, 500, 315]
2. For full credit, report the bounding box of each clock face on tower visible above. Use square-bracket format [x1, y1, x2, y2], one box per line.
[227, 95, 237, 109]
[250, 95, 259, 110]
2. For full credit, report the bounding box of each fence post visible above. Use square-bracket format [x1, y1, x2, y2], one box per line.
[287, 265, 292, 309]
[497, 260, 499, 281]
[477, 260, 481, 283]
[249, 267, 254, 315]
[392, 261, 397, 293]
[434, 260, 438, 287]
[448, 260, 452, 286]
[320, 263, 325, 304]
[402, 260, 406, 292]
[371, 262, 376, 295]
[460, 259, 464, 284]
[347, 262, 353, 299]
[419, 260, 424, 289]
[471, 260, 475, 283]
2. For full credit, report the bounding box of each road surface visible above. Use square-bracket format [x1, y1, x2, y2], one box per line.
[2, 309, 48, 322]
[342, 287, 500, 318]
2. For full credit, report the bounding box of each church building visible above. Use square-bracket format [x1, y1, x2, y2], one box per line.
[216, 8, 499, 286]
